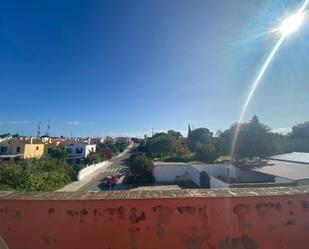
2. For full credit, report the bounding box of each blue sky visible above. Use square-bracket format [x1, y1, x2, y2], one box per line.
[1, 0, 308, 137]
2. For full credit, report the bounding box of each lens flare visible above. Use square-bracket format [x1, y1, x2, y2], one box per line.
[230, 0, 309, 161]
[280, 13, 304, 35]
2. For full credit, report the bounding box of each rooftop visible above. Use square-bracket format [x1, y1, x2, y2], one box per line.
[268, 152, 309, 164]
[252, 159, 309, 181]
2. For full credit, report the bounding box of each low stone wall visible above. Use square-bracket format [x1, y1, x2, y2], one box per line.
[1, 186, 309, 249]
[77, 161, 108, 180]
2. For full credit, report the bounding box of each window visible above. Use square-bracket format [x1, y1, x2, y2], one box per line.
[48, 148, 52, 154]
[16, 147, 21, 153]
[36, 146, 39, 151]
[0, 146, 7, 153]
[66, 148, 72, 154]
[76, 148, 83, 154]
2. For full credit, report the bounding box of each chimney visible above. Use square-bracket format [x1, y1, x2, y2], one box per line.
[88, 137, 91, 145]
[30, 137, 33, 144]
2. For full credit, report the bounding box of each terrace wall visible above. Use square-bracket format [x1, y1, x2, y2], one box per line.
[1, 187, 309, 249]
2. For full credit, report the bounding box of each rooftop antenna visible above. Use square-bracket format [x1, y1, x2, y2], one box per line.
[46, 119, 51, 137]
[37, 122, 42, 138]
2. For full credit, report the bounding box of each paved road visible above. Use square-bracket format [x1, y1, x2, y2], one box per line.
[78, 146, 135, 192]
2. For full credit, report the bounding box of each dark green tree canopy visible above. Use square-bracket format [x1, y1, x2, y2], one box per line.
[217, 115, 272, 159]
[147, 134, 176, 157]
[49, 147, 67, 161]
[291, 121, 309, 140]
[167, 130, 183, 140]
[130, 155, 154, 177]
[0, 133, 11, 138]
[84, 152, 103, 164]
[187, 128, 213, 151]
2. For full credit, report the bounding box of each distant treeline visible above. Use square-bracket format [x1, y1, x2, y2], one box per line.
[139, 115, 309, 162]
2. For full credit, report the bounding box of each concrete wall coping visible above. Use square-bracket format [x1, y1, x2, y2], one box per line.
[1, 185, 309, 200]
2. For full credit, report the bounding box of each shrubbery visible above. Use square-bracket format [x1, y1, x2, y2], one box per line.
[96, 141, 128, 159]
[0, 158, 73, 191]
[84, 152, 104, 165]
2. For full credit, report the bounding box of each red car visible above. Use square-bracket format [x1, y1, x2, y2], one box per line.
[102, 174, 118, 188]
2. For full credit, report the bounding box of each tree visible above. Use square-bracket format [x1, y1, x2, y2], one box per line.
[270, 133, 292, 154]
[291, 122, 309, 140]
[147, 134, 176, 158]
[224, 115, 272, 159]
[0, 133, 10, 138]
[84, 152, 103, 164]
[167, 130, 183, 140]
[187, 128, 213, 151]
[0, 158, 74, 191]
[130, 155, 154, 182]
[96, 143, 113, 159]
[49, 147, 67, 161]
[240, 115, 271, 158]
[195, 142, 219, 163]
[115, 141, 126, 152]
[175, 142, 191, 156]
[290, 122, 309, 152]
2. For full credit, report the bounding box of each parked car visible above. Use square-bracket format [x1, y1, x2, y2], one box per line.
[102, 174, 118, 188]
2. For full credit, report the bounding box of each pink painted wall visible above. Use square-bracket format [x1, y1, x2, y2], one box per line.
[1, 193, 309, 249]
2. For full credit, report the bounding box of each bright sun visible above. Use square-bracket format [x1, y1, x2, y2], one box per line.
[280, 13, 305, 35]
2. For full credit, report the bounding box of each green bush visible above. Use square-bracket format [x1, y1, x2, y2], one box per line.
[0, 158, 74, 191]
[84, 152, 103, 165]
[0, 183, 14, 191]
[163, 155, 193, 163]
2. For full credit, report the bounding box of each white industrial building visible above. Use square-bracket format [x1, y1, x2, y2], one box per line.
[153, 162, 277, 189]
[153, 152, 309, 189]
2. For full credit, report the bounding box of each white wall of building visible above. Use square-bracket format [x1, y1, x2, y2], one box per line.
[192, 164, 237, 178]
[84, 144, 96, 157]
[78, 161, 109, 180]
[153, 163, 192, 182]
[154, 163, 237, 188]
[65, 142, 96, 158]
[153, 162, 280, 189]
[190, 166, 201, 186]
[210, 176, 229, 189]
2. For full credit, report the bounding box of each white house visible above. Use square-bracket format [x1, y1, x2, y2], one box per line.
[65, 140, 96, 164]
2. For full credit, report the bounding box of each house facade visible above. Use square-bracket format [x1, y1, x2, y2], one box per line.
[0, 138, 44, 160]
[65, 141, 96, 164]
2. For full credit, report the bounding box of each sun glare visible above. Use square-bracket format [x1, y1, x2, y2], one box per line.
[280, 13, 305, 35]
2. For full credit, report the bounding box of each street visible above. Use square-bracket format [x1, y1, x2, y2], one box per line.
[77, 146, 135, 192]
